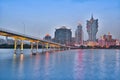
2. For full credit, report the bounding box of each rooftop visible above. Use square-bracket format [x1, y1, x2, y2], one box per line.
[56, 26, 71, 30]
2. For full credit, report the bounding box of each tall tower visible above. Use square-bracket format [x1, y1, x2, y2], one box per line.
[86, 15, 98, 41]
[75, 23, 83, 45]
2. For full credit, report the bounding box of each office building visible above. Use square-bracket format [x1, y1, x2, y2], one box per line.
[54, 26, 72, 45]
[75, 24, 83, 46]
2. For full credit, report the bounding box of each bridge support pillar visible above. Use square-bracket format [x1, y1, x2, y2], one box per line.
[31, 42, 39, 55]
[20, 40, 24, 54]
[46, 43, 49, 49]
[49, 45, 52, 52]
[31, 42, 33, 53]
[14, 39, 17, 54]
[36, 42, 39, 53]
[46, 43, 49, 52]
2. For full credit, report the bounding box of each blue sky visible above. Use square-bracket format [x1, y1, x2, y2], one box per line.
[0, 0, 120, 40]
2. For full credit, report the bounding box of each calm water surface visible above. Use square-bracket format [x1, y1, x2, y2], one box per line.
[0, 49, 120, 80]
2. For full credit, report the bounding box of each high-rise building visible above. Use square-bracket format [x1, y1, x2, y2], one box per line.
[43, 34, 52, 41]
[71, 37, 76, 46]
[86, 15, 98, 41]
[75, 24, 83, 46]
[54, 26, 72, 45]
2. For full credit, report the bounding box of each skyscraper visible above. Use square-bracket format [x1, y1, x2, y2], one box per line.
[86, 15, 98, 41]
[43, 34, 52, 41]
[54, 26, 72, 45]
[75, 24, 83, 46]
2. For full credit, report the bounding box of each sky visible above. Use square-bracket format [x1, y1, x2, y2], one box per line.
[0, 0, 120, 40]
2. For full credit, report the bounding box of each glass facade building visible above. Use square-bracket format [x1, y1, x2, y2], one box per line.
[55, 26, 72, 45]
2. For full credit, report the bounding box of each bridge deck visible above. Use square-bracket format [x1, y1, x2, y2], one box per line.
[0, 28, 65, 47]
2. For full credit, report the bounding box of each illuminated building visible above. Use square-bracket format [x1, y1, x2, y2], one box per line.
[44, 34, 52, 41]
[116, 39, 120, 46]
[87, 41, 98, 47]
[75, 24, 83, 46]
[86, 15, 98, 41]
[98, 36, 105, 47]
[54, 26, 72, 45]
[98, 32, 116, 47]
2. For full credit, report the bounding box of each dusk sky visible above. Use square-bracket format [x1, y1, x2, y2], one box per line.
[0, 0, 120, 40]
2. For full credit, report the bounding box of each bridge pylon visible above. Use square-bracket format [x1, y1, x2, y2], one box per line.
[14, 39, 17, 54]
[20, 40, 24, 54]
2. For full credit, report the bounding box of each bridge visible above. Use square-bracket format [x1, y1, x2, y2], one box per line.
[0, 28, 70, 55]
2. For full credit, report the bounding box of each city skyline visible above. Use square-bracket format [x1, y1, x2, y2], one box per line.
[0, 0, 120, 40]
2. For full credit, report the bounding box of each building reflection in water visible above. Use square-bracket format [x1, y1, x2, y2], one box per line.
[17, 54, 24, 79]
[35, 54, 41, 65]
[13, 53, 16, 59]
[32, 52, 41, 78]
[45, 52, 49, 61]
[90, 49, 94, 63]
[88, 50, 95, 77]
[99, 50, 105, 79]
[116, 50, 120, 68]
[45, 52, 50, 76]
[74, 50, 84, 80]
[20, 54, 24, 61]
[115, 50, 120, 76]
[12, 52, 17, 78]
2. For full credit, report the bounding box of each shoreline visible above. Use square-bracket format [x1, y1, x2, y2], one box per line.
[0, 44, 120, 49]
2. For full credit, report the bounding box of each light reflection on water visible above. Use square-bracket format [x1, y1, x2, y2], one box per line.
[74, 50, 84, 80]
[0, 49, 120, 80]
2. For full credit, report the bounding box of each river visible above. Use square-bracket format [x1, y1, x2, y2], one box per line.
[0, 49, 120, 80]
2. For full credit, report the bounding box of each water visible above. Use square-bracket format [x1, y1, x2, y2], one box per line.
[0, 49, 120, 80]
